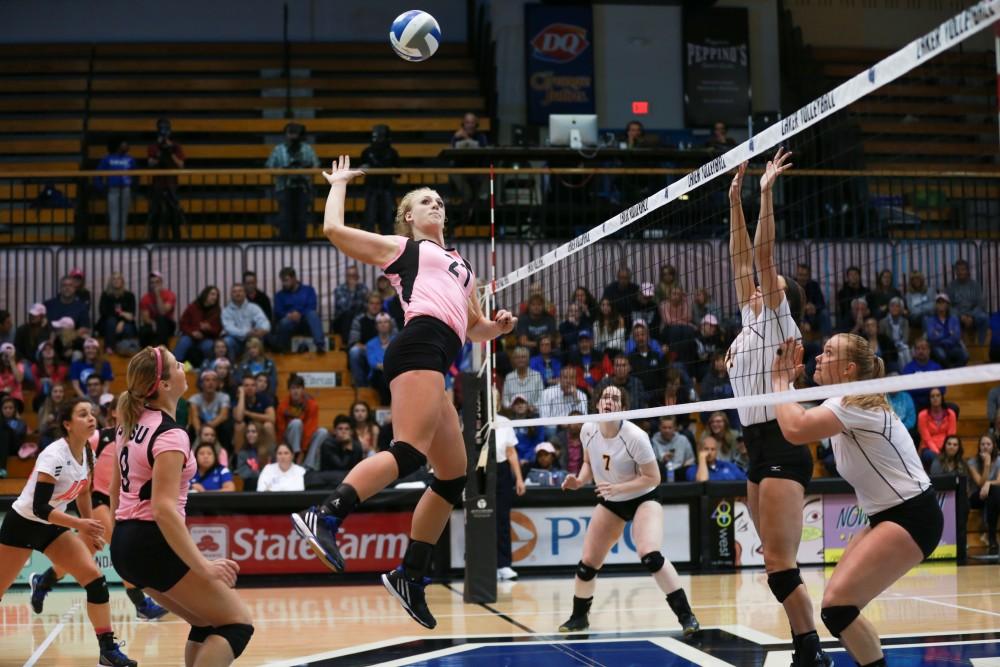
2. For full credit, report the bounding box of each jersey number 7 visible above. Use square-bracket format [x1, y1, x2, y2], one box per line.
[602, 454, 611, 471]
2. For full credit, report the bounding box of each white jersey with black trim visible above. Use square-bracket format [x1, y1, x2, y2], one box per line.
[12, 438, 90, 525]
[823, 396, 930, 515]
[727, 297, 801, 426]
[581, 420, 657, 502]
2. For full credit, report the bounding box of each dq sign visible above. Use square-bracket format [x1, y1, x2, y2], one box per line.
[530, 23, 590, 64]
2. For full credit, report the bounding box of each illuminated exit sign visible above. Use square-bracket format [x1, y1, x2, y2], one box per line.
[632, 100, 649, 115]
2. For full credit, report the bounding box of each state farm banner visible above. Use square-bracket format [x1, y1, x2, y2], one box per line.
[525, 4, 596, 125]
[187, 512, 412, 574]
[450, 504, 691, 568]
[683, 7, 750, 127]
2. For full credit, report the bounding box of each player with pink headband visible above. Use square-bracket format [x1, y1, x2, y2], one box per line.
[291, 155, 516, 630]
[110, 346, 254, 665]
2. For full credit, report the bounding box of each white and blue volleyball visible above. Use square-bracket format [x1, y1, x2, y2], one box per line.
[389, 10, 441, 62]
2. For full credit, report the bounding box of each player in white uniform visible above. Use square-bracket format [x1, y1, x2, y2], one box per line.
[0, 397, 135, 666]
[557, 384, 699, 635]
[772, 333, 942, 667]
[727, 150, 828, 667]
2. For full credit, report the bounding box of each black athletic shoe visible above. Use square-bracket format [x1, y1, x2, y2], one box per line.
[382, 566, 436, 629]
[291, 506, 345, 572]
[679, 612, 701, 636]
[791, 649, 833, 667]
[98, 637, 137, 667]
[29, 572, 49, 614]
[558, 614, 590, 633]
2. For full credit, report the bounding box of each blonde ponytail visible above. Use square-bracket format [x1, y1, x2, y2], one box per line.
[839, 334, 891, 411]
[117, 346, 169, 440]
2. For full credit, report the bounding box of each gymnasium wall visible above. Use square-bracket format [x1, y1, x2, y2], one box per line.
[0, 0, 468, 43]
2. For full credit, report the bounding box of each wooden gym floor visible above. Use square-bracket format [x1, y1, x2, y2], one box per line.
[3, 562, 1000, 666]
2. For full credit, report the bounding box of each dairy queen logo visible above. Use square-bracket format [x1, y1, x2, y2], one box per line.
[530, 23, 590, 64]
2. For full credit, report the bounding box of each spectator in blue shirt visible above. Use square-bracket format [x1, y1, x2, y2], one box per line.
[924, 293, 968, 369]
[95, 137, 135, 242]
[191, 442, 235, 492]
[688, 434, 747, 482]
[529, 334, 562, 386]
[901, 338, 945, 412]
[365, 313, 395, 405]
[44, 276, 91, 333]
[272, 266, 326, 353]
[68, 338, 113, 397]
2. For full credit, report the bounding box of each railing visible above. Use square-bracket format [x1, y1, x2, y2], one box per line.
[0, 166, 997, 245]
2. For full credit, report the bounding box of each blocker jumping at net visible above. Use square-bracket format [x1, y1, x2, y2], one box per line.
[726, 149, 830, 667]
[557, 384, 700, 635]
[292, 156, 515, 629]
[772, 334, 943, 667]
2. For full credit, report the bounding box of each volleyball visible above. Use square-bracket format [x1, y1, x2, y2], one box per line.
[389, 10, 441, 62]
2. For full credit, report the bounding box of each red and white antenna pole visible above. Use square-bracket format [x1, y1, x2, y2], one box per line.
[488, 162, 497, 426]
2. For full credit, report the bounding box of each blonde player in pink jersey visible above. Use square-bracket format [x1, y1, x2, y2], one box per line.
[110, 346, 254, 665]
[0, 397, 136, 666]
[292, 156, 516, 629]
[29, 399, 169, 621]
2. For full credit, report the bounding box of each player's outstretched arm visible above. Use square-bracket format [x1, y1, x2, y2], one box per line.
[728, 162, 755, 308]
[754, 148, 792, 310]
[322, 155, 399, 267]
[467, 293, 517, 343]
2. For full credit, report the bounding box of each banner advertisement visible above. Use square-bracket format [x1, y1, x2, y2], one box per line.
[186, 512, 413, 574]
[525, 4, 596, 125]
[822, 491, 957, 562]
[450, 504, 691, 568]
[706, 496, 825, 568]
[683, 7, 751, 127]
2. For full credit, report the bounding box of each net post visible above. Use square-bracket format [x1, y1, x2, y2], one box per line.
[460, 367, 497, 603]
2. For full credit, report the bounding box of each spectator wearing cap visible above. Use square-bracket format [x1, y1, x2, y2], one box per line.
[44, 275, 91, 334]
[691, 314, 725, 380]
[504, 394, 543, 465]
[0, 310, 11, 347]
[901, 338, 945, 412]
[175, 285, 223, 367]
[97, 271, 137, 354]
[526, 441, 564, 486]
[222, 282, 271, 361]
[558, 302, 587, 353]
[69, 337, 113, 398]
[276, 373, 327, 466]
[30, 340, 68, 411]
[0, 342, 25, 410]
[565, 329, 611, 390]
[529, 334, 562, 387]
[365, 313, 396, 405]
[905, 270, 935, 328]
[602, 267, 640, 318]
[502, 347, 545, 409]
[516, 293, 557, 352]
[625, 320, 664, 396]
[924, 293, 968, 368]
[947, 258, 989, 344]
[50, 316, 80, 364]
[242, 270, 273, 321]
[273, 267, 326, 353]
[629, 282, 660, 335]
[139, 270, 177, 347]
[68, 267, 91, 305]
[14, 303, 49, 363]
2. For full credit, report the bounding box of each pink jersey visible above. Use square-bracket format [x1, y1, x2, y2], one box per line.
[114, 409, 195, 522]
[381, 236, 475, 341]
[89, 427, 116, 496]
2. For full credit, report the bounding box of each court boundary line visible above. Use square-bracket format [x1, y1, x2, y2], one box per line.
[22, 601, 79, 667]
[910, 596, 1000, 619]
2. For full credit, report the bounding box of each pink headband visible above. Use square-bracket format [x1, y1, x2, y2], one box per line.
[146, 347, 163, 397]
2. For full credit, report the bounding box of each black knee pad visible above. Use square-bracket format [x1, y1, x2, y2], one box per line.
[430, 475, 466, 505]
[575, 561, 599, 581]
[640, 551, 665, 574]
[84, 576, 109, 605]
[187, 625, 212, 643]
[390, 441, 427, 478]
[821, 605, 860, 637]
[211, 623, 255, 658]
[767, 568, 802, 603]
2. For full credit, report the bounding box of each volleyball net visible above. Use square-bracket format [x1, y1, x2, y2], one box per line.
[487, 0, 1000, 430]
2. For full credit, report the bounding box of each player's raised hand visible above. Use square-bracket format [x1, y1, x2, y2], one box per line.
[760, 147, 792, 193]
[322, 155, 364, 187]
[729, 162, 747, 204]
[771, 337, 804, 389]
